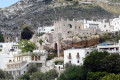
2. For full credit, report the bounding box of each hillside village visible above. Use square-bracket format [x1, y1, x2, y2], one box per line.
[0, 14, 120, 79]
[0, 0, 120, 80]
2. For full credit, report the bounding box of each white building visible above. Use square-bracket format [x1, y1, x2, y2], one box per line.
[0, 54, 15, 70]
[83, 19, 111, 32]
[0, 42, 20, 70]
[0, 42, 20, 54]
[64, 48, 92, 65]
[97, 41, 120, 54]
[46, 57, 64, 73]
[110, 16, 120, 32]
[84, 19, 100, 29]
[38, 26, 54, 34]
[5, 50, 48, 79]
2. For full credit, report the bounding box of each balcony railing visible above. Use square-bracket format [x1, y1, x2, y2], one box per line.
[99, 49, 119, 53]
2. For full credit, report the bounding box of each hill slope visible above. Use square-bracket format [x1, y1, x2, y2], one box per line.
[0, 0, 119, 29]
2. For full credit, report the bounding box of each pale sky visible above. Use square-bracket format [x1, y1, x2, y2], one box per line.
[0, 0, 20, 8]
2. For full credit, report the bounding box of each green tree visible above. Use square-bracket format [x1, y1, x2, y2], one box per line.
[27, 63, 38, 75]
[0, 69, 5, 79]
[31, 72, 44, 80]
[30, 69, 58, 80]
[19, 40, 36, 52]
[47, 52, 57, 60]
[99, 36, 106, 43]
[0, 70, 13, 79]
[101, 73, 120, 80]
[84, 50, 109, 72]
[18, 73, 30, 80]
[43, 69, 58, 80]
[87, 72, 108, 80]
[21, 25, 33, 40]
[102, 54, 120, 74]
[39, 39, 43, 45]
[4, 72, 13, 79]
[0, 34, 4, 42]
[58, 64, 87, 80]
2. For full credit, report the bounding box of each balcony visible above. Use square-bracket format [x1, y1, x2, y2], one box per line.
[99, 49, 119, 53]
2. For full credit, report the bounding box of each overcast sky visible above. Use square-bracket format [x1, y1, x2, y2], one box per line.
[0, 0, 20, 8]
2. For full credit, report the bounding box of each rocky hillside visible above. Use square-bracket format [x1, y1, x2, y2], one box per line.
[0, 0, 119, 29]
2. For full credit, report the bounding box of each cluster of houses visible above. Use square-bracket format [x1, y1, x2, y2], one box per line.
[0, 41, 120, 79]
[0, 16, 120, 79]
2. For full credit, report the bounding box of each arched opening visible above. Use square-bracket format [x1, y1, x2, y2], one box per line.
[68, 24, 72, 28]
[54, 43, 58, 54]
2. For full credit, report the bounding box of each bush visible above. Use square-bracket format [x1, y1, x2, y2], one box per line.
[47, 52, 57, 60]
[18, 73, 30, 80]
[54, 60, 64, 65]
[87, 72, 108, 80]
[58, 64, 87, 80]
[31, 72, 44, 80]
[0, 69, 5, 79]
[30, 69, 58, 80]
[0, 70, 13, 79]
[38, 32, 45, 36]
[27, 63, 38, 75]
[39, 39, 43, 45]
[43, 69, 58, 80]
[101, 73, 120, 80]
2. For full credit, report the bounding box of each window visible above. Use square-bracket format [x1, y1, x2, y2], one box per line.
[77, 60, 79, 63]
[69, 61, 71, 63]
[87, 52, 89, 54]
[9, 60, 12, 62]
[38, 56, 40, 60]
[68, 24, 72, 28]
[104, 25, 106, 28]
[68, 53, 71, 59]
[77, 53, 80, 58]
[35, 56, 37, 61]
[32, 56, 34, 60]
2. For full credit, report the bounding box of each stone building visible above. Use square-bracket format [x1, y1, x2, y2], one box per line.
[54, 19, 97, 39]
[3, 30, 21, 42]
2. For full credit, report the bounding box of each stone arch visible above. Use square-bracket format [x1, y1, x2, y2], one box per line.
[54, 43, 58, 53]
[54, 43, 57, 50]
